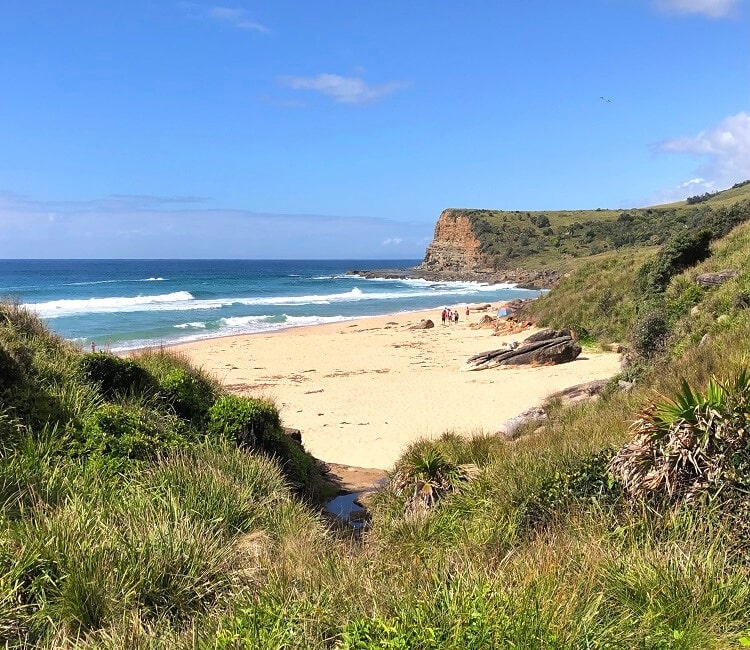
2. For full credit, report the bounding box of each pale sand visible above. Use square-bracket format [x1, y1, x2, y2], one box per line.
[171, 308, 622, 470]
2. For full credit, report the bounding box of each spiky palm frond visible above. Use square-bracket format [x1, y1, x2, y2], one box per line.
[609, 371, 750, 503]
[391, 448, 470, 514]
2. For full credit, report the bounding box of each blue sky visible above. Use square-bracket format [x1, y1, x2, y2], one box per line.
[1, 0, 748, 259]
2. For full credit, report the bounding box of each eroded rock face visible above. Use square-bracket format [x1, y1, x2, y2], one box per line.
[418, 210, 488, 274]
[414, 209, 561, 288]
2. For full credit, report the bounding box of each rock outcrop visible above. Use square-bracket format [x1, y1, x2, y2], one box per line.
[409, 208, 561, 289]
[696, 269, 738, 287]
[418, 209, 489, 275]
[464, 329, 581, 370]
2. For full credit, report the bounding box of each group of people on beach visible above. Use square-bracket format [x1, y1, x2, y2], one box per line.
[441, 306, 470, 325]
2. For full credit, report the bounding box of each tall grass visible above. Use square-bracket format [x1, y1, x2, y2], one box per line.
[4, 210, 750, 647]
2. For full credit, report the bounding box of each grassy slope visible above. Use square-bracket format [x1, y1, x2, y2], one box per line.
[454, 181, 750, 271]
[4, 192, 750, 647]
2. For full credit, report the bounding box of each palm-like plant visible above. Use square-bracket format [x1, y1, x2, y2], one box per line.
[609, 370, 750, 502]
[391, 448, 470, 513]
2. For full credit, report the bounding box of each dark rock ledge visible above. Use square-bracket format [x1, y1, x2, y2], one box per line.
[347, 267, 561, 291]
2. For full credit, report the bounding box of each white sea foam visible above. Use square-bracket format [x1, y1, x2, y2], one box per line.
[66, 279, 121, 286]
[110, 314, 352, 352]
[29, 291, 198, 318]
[67, 277, 167, 287]
[219, 314, 348, 330]
[31, 283, 535, 320]
[174, 321, 207, 329]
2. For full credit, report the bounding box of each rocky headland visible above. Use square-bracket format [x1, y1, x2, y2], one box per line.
[349, 208, 561, 290]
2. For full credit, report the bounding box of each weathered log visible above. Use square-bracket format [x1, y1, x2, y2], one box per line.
[549, 379, 608, 404]
[497, 407, 547, 440]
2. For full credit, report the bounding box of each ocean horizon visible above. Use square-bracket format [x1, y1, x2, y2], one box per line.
[0, 259, 542, 352]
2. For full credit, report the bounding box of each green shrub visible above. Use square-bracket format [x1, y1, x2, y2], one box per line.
[206, 395, 280, 449]
[630, 308, 669, 358]
[134, 349, 219, 423]
[159, 368, 216, 422]
[77, 403, 183, 462]
[206, 396, 320, 492]
[520, 449, 621, 529]
[78, 353, 157, 399]
[635, 229, 712, 300]
[0, 339, 32, 390]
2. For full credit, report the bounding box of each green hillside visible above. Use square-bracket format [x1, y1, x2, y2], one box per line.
[458, 180, 750, 270]
[5, 185, 750, 646]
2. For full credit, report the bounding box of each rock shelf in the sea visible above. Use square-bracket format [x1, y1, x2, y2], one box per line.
[346, 267, 560, 291]
[465, 328, 581, 370]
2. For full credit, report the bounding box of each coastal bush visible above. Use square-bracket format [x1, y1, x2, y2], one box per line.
[135, 348, 220, 423]
[634, 229, 712, 301]
[630, 307, 669, 358]
[76, 402, 184, 463]
[0, 339, 32, 389]
[206, 395, 320, 492]
[159, 367, 216, 422]
[78, 352, 157, 400]
[207, 395, 280, 448]
[519, 449, 621, 530]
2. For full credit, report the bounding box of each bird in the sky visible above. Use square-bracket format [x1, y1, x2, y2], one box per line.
[600, 96, 612, 103]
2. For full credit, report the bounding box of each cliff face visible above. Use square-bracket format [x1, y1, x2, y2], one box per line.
[418, 209, 489, 274]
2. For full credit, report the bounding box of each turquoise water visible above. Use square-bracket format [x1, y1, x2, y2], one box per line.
[0, 259, 541, 351]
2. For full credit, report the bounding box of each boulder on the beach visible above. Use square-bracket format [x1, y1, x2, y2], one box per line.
[283, 426, 302, 443]
[465, 331, 581, 370]
[522, 328, 572, 344]
[470, 314, 497, 329]
[410, 319, 434, 330]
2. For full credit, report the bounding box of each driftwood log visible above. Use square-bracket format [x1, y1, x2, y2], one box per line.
[465, 328, 581, 371]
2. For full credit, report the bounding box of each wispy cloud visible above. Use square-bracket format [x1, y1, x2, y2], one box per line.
[382, 237, 404, 246]
[648, 112, 750, 202]
[208, 6, 268, 32]
[654, 0, 740, 18]
[0, 192, 430, 259]
[280, 73, 407, 105]
[181, 3, 269, 33]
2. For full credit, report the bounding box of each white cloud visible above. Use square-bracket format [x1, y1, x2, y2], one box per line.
[0, 193, 431, 259]
[208, 6, 268, 32]
[382, 237, 404, 246]
[281, 73, 407, 105]
[654, 0, 740, 17]
[655, 112, 750, 198]
[180, 3, 268, 32]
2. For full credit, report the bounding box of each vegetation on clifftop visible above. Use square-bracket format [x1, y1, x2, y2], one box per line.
[458, 181, 750, 270]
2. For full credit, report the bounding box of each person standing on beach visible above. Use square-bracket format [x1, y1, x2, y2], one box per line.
[441, 308, 447, 325]
[465, 306, 470, 318]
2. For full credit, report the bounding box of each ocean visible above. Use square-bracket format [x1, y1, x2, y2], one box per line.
[0, 259, 541, 352]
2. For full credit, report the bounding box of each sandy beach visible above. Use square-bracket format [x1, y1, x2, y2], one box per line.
[172, 306, 622, 470]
